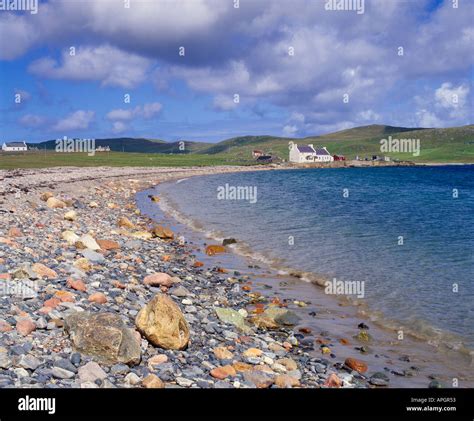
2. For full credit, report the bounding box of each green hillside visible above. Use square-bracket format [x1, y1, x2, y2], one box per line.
[199, 125, 474, 163]
[309, 124, 426, 141]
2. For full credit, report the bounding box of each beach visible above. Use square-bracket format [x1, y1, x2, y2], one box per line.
[0, 166, 471, 389]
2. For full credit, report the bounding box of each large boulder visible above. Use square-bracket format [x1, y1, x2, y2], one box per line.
[64, 312, 141, 366]
[135, 294, 189, 350]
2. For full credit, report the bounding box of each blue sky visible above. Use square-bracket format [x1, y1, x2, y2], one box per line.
[0, 0, 472, 143]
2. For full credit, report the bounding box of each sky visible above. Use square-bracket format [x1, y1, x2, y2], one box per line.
[0, 0, 472, 143]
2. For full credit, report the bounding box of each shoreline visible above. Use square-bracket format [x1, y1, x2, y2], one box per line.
[0, 166, 472, 389]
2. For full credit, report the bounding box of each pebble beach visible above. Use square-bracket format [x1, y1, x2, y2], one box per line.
[0, 166, 467, 389]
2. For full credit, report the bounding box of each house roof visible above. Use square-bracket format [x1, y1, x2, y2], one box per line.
[256, 155, 272, 161]
[297, 145, 315, 153]
[4, 142, 26, 147]
[315, 148, 330, 155]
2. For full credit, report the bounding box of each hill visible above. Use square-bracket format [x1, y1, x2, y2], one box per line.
[27, 138, 212, 154]
[309, 124, 426, 141]
[198, 124, 474, 163]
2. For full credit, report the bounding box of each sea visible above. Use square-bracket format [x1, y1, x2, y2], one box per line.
[153, 166, 474, 352]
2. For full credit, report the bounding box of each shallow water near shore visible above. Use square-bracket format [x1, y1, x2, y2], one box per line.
[137, 167, 474, 387]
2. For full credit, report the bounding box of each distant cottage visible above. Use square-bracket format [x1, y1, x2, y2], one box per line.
[289, 143, 334, 163]
[2, 141, 27, 152]
[256, 155, 273, 163]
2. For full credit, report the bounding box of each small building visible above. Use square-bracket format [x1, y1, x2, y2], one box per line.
[252, 150, 264, 158]
[333, 154, 345, 161]
[314, 147, 334, 162]
[95, 146, 111, 152]
[289, 143, 317, 163]
[289, 143, 334, 163]
[2, 141, 27, 152]
[372, 155, 390, 162]
[256, 155, 272, 163]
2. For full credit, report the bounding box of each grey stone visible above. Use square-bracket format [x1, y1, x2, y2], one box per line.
[52, 367, 75, 379]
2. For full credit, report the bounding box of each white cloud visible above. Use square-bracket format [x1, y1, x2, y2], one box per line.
[212, 94, 238, 111]
[290, 112, 305, 123]
[0, 14, 35, 60]
[282, 125, 298, 136]
[358, 110, 381, 121]
[435, 83, 469, 110]
[111, 121, 127, 134]
[19, 114, 46, 128]
[416, 109, 442, 128]
[52, 110, 95, 132]
[106, 109, 134, 121]
[29, 45, 151, 88]
[106, 102, 162, 133]
[142, 102, 162, 119]
[106, 102, 163, 122]
[415, 82, 470, 127]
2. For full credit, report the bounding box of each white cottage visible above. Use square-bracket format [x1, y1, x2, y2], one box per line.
[2, 141, 27, 152]
[289, 143, 334, 163]
[289, 143, 316, 163]
[314, 146, 334, 162]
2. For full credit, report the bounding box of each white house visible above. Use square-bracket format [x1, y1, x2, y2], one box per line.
[289, 143, 334, 163]
[2, 141, 27, 152]
[314, 146, 334, 162]
[289, 143, 317, 163]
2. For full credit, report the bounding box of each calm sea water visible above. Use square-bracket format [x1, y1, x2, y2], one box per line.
[157, 166, 474, 348]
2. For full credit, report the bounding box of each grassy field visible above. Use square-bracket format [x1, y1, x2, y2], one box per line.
[0, 151, 244, 170]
